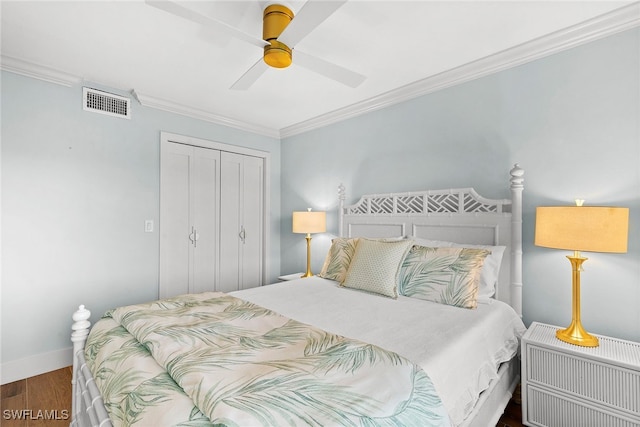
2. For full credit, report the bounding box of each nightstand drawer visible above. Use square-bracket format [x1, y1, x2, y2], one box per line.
[525, 384, 639, 427]
[522, 322, 640, 427]
[526, 344, 640, 416]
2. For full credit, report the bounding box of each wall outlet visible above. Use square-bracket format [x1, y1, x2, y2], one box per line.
[145, 220, 154, 233]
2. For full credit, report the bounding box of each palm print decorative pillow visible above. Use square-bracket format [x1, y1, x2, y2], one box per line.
[319, 237, 359, 283]
[398, 246, 490, 308]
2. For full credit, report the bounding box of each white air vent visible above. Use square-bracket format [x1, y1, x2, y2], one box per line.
[83, 87, 131, 119]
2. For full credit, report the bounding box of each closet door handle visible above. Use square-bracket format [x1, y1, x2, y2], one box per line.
[189, 226, 200, 248]
[239, 226, 246, 244]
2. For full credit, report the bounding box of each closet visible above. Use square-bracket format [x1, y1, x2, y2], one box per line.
[159, 134, 267, 299]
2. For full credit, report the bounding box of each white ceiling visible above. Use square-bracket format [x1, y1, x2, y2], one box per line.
[1, 1, 638, 138]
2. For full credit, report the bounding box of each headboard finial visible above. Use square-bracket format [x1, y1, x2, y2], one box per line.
[510, 164, 524, 188]
[338, 184, 346, 237]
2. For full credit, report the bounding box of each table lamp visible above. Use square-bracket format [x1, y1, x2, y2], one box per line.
[534, 202, 629, 347]
[292, 208, 326, 278]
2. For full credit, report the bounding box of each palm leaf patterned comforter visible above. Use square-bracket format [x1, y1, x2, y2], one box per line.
[85, 292, 450, 427]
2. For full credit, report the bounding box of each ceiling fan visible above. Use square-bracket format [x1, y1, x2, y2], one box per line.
[146, 0, 366, 90]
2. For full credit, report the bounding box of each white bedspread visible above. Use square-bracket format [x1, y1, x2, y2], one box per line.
[232, 277, 526, 426]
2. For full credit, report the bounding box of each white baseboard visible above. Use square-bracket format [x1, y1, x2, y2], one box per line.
[1, 347, 73, 384]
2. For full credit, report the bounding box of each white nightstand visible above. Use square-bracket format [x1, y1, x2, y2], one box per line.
[277, 273, 305, 281]
[521, 322, 640, 427]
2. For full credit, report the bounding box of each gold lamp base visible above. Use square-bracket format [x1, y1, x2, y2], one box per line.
[557, 254, 599, 347]
[556, 323, 599, 347]
[301, 234, 313, 278]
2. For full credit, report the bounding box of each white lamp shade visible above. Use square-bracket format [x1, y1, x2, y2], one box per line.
[535, 206, 629, 253]
[292, 211, 326, 234]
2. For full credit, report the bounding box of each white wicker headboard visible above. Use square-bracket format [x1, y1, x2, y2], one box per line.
[338, 164, 524, 316]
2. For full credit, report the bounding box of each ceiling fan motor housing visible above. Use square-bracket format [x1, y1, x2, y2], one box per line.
[263, 4, 293, 68]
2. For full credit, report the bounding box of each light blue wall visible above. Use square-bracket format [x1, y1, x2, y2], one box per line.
[2, 26, 638, 377]
[281, 28, 640, 342]
[1, 73, 281, 367]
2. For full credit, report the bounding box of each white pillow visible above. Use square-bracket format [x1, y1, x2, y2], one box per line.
[341, 239, 414, 298]
[412, 238, 506, 303]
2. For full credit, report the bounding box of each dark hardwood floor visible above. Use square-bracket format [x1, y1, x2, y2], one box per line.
[1, 367, 72, 427]
[497, 384, 524, 427]
[1, 367, 523, 426]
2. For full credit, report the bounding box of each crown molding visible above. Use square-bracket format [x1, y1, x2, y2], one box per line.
[0, 55, 80, 87]
[280, 2, 640, 138]
[130, 91, 280, 139]
[2, 3, 638, 140]
[0, 56, 279, 138]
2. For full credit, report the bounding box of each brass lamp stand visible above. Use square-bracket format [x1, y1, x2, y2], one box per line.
[556, 252, 598, 347]
[302, 233, 313, 278]
[292, 209, 326, 278]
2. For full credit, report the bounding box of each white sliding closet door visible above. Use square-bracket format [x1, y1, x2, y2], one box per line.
[159, 142, 220, 298]
[219, 152, 264, 292]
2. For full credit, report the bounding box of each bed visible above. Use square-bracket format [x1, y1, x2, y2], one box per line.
[71, 164, 526, 427]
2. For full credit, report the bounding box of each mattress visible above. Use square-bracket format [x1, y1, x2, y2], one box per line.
[232, 277, 526, 426]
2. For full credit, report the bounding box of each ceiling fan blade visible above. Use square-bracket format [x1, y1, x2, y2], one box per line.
[146, 0, 268, 49]
[278, 0, 347, 48]
[294, 50, 365, 88]
[230, 58, 269, 90]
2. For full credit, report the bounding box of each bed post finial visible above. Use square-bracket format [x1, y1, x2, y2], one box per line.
[71, 305, 91, 350]
[509, 164, 524, 317]
[338, 184, 346, 237]
[510, 163, 524, 188]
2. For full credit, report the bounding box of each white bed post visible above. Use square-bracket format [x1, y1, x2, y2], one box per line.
[509, 164, 524, 318]
[338, 183, 346, 238]
[71, 305, 91, 422]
